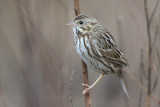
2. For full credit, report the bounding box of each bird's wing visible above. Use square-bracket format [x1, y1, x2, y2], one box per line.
[94, 30, 128, 66]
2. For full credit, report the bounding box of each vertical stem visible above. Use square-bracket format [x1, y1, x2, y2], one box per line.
[74, 0, 80, 15]
[73, 0, 91, 107]
[147, 21, 152, 107]
[144, 0, 152, 107]
[82, 61, 91, 107]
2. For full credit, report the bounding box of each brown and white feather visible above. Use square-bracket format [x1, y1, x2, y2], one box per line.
[70, 14, 129, 96]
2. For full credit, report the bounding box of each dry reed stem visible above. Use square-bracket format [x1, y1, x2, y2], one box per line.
[124, 70, 160, 105]
[138, 50, 144, 107]
[69, 63, 75, 107]
[144, 0, 160, 106]
[73, 0, 91, 107]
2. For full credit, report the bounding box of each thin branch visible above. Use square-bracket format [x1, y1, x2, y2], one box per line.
[150, 58, 160, 93]
[152, 15, 160, 49]
[74, 0, 81, 15]
[144, 0, 152, 106]
[82, 61, 91, 107]
[138, 67, 144, 107]
[151, 76, 158, 92]
[156, 50, 160, 70]
[152, 62, 160, 79]
[73, 0, 91, 107]
[69, 63, 75, 107]
[144, 0, 149, 24]
[149, 0, 160, 24]
[140, 49, 148, 79]
[138, 50, 145, 107]
[123, 70, 160, 105]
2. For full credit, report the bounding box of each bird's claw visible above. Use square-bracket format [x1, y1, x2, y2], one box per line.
[82, 83, 90, 87]
[82, 87, 91, 94]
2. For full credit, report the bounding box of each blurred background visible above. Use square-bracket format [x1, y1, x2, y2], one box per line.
[0, 0, 160, 107]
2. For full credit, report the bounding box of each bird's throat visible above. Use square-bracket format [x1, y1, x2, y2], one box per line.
[76, 27, 87, 34]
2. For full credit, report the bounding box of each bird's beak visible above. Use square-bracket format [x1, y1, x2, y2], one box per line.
[66, 21, 75, 26]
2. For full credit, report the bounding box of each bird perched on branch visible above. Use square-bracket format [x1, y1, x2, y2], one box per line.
[67, 14, 129, 97]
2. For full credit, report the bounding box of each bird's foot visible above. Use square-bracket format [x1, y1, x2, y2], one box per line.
[82, 83, 90, 87]
[82, 85, 93, 94]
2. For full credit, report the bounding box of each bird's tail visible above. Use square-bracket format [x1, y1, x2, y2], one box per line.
[120, 77, 129, 98]
[117, 70, 129, 98]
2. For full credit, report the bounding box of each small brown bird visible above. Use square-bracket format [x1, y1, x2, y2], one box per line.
[67, 14, 129, 97]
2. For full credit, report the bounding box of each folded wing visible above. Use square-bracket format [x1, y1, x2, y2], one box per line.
[95, 29, 128, 66]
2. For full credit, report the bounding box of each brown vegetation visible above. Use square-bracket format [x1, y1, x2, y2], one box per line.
[0, 0, 159, 107]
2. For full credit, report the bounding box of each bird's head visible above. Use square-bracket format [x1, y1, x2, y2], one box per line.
[67, 14, 100, 34]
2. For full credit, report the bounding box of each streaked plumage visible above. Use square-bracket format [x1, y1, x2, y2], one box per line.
[68, 13, 129, 97]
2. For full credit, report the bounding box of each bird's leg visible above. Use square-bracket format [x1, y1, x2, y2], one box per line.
[82, 83, 90, 87]
[82, 74, 104, 94]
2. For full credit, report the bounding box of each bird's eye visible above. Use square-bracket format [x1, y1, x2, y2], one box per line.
[79, 21, 83, 24]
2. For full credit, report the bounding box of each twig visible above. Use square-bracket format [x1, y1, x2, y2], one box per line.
[152, 62, 160, 79]
[138, 69, 143, 107]
[74, 0, 81, 16]
[144, 0, 149, 24]
[152, 15, 160, 49]
[73, 0, 91, 107]
[138, 50, 144, 107]
[151, 76, 158, 92]
[151, 57, 160, 93]
[69, 63, 75, 107]
[149, 0, 160, 25]
[140, 49, 148, 79]
[82, 61, 91, 107]
[156, 50, 160, 70]
[123, 70, 160, 105]
[144, 0, 153, 106]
